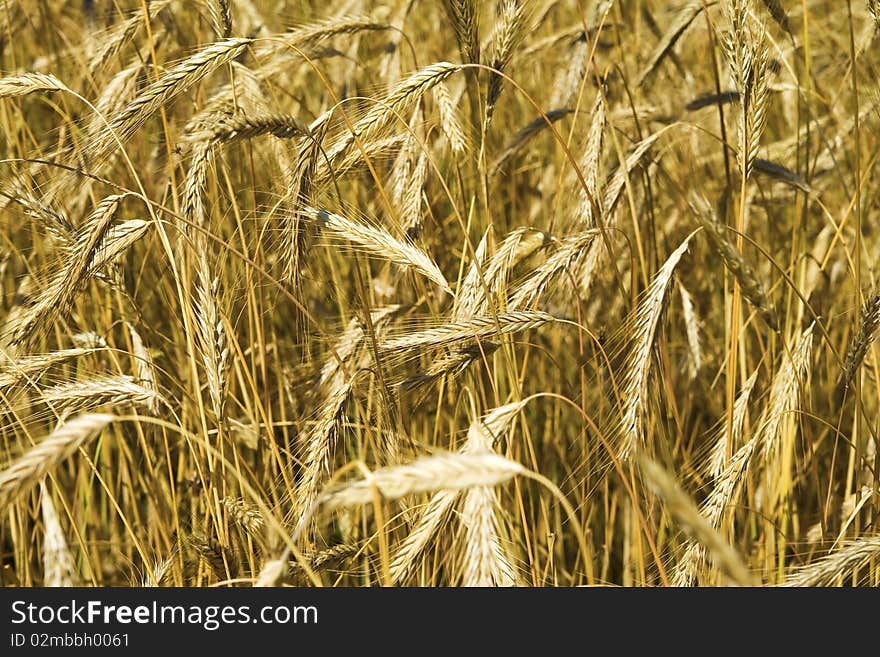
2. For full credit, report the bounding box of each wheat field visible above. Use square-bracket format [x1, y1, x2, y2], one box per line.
[0, 0, 878, 587]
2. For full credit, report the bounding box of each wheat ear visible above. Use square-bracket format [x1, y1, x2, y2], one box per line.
[319, 452, 525, 511]
[304, 207, 450, 293]
[0, 414, 114, 515]
[40, 483, 77, 586]
[638, 455, 756, 586]
[618, 235, 694, 460]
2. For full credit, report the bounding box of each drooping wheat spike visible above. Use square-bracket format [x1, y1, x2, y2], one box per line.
[0, 73, 68, 98]
[323, 62, 461, 163]
[0, 347, 101, 392]
[870, 0, 880, 28]
[673, 437, 757, 585]
[442, 0, 480, 64]
[722, 0, 772, 178]
[693, 195, 779, 331]
[223, 497, 265, 537]
[5, 195, 122, 347]
[602, 132, 664, 217]
[401, 152, 428, 238]
[379, 311, 556, 357]
[207, 0, 233, 38]
[389, 401, 526, 584]
[304, 206, 450, 293]
[485, 0, 528, 127]
[399, 342, 499, 391]
[86, 60, 149, 144]
[91, 220, 150, 274]
[89, 38, 253, 164]
[316, 135, 409, 186]
[783, 536, 880, 586]
[187, 112, 310, 145]
[508, 230, 598, 309]
[319, 452, 526, 511]
[636, 0, 704, 86]
[618, 236, 694, 460]
[759, 0, 791, 34]
[40, 483, 77, 586]
[701, 438, 757, 530]
[757, 325, 813, 465]
[838, 291, 880, 394]
[752, 158, 812, 193]
[678, 282, 702, 380]
[481, 229, 554, 309]
[0, 414, 114, 515]
[685, 90, 741, 111]
[308, 543, 360, 571]
[548, 33, 587, 109]
[71, 332, 107, 349]
[281, 125, 325, 289]
[707, 369, 758, 480]
[184, 62, 265, 134]
[287, 544, 360, 580]
[41, 375, 160, 415]
[269, 15, 390, 51]
[142, 546, 179, 587]
[389, 120, 429, 240]
[572, 131, 666, 296]
[318, 305, 405, 389]
[290, 376, 354, 543]
[183, 113, 307, 228]
[491, 108, 574, 175]
[638, 455, 756, 586]
[190, 532, 238, 580]
[126, 322, 158, 414]
[182, 144, 212, 228]
[87, 0, 171, 74]
[434, 81, 468, 154]
[2, 183, 75, 242]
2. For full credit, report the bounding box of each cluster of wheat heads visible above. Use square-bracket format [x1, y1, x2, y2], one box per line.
[0, 0, 879, 587]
